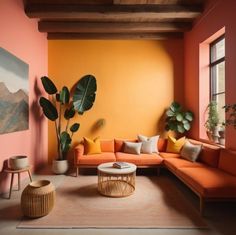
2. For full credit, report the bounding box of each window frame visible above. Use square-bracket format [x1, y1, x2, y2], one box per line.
[209, 34, 225, 102]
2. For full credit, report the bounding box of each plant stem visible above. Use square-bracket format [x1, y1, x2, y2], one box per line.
[66, 119, 70, 132]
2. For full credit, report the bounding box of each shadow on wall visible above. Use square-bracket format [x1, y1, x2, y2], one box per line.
[160, 40, 184, 105]
[30, 77, 47, 172]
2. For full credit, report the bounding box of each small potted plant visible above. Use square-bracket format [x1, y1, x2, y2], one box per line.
[218, 122, 225, 145]
[165, 101, 194, 135]
[204, 101, 219, 143]
[39, 75, 97, 174]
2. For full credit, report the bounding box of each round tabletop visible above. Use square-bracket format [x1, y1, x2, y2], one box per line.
[4, 166, 31, 173]
[97, 162, 137, 175]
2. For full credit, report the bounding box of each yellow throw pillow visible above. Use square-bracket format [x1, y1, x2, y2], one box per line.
[166, 136, 186, 153]
[84, 137, 102, 155]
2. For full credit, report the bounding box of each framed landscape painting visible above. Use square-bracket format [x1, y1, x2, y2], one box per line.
[0, 48, 29, 134]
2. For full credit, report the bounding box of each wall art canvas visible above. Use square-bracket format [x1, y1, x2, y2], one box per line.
[0, 48, 29, 134]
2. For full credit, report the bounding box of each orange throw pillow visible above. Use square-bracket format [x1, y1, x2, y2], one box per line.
[84, 137, 102, 155]
[166, 136, 186, 153]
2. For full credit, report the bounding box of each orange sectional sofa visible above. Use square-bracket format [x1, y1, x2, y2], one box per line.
[74, 138, 236, 214]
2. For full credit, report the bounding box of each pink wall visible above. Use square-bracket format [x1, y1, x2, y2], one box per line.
[0, 0, 48, 194]
[184, 0, 236, 149]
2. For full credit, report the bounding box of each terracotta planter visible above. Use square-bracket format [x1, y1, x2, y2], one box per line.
[52, 159, 69, 174]
[9, 155, 29, 170]
[21, 180, 55, 218]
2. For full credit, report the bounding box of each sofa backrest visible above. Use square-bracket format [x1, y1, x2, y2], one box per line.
[189, 139, 221, 167]
[100, 139, 115, 152]
[218, 149, 236, 176]
[158, 138, 167, 152]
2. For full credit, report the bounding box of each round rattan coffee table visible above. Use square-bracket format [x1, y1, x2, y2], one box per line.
[97, 162, 137, 198]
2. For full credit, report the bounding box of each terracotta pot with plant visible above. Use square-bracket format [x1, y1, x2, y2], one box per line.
[205, 101, 219, 143]
[39, 75, 97, 174]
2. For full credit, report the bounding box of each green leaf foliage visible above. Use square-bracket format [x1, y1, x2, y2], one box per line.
[39, 97, 58, 121]
[165, 101, 194, 134]
[73, 75, 97, 114]
[70, 123, 80, 132]
[41, 76, 57, 95]
[60, 86, 70, 104]
[64, 106, 75, 120]
[60, 131, 72, 155]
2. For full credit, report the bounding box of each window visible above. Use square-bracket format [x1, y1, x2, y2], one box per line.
[210, 35, 225, 124]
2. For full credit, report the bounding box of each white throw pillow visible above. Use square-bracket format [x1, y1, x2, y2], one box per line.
[140, 140, 153, 154]
[124, 142, 142, 155]
[137, 134, 159, 153]
[180, 140, 202, 162]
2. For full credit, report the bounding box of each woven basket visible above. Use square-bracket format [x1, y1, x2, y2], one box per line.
[21, 180, 55, 218]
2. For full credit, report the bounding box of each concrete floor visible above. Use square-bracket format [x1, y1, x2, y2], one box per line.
[0, 169, 236, 235]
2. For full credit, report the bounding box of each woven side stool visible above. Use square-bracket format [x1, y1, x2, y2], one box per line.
[21, 180, 55, 218]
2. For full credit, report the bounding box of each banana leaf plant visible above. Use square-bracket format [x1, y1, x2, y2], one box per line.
[39, 75, 97, 160]
[165, 101, 194, 134]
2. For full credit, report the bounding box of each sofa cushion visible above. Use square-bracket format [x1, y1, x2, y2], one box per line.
[218, 149, 236, 176]
[164, 158, 205, 173]
[84, 137, 101, 155]
[177, 167, 236, 198]
[140, 140, 153, 154]
[137, 134, 159, 153]
[180, 140, 202, 162]
[166, 136, 186, 153]
[159, 152, 181, 159]
[114, 139, 136, 152]
[115, 152, 163, 166]
[189, 139, 220, 167]
[100, 139, 114, 152]
[124, 141, 142, 155]
[77, 152, 116, 165]
[158, 138, 167, 152]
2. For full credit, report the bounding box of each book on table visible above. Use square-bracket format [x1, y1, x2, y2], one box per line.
[113, 162, 130, 169]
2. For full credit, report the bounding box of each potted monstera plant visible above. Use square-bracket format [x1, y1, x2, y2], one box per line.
[165, 101, 194, 134]
[39, 75, 97, 174]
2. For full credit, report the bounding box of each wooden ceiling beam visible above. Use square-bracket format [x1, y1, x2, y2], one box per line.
[47, 32, 183, 40]
[25, 4, 203, 19]
[38, 21, 191, 33]
[113, 0, 204, 5]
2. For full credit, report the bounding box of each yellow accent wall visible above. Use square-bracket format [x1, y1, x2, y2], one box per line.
[48, 40, 184, 161]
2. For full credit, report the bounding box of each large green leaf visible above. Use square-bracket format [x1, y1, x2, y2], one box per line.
[177, 124, 185, 133]
[60, 86, 70, 104]
[60, 131, 72, 154]
[183, 122, 191, 130]
[70, 123, 80, 132]
[41, 76, 57, 95]
[176, 113, 184, 122]
[39, 97, 58, 121]
[166, 109, 174, 117]
[73, 75, 97, 114]
[170, 102, 181, 112]
[185, 111, 194, 121]
[64, 106, 75, 120]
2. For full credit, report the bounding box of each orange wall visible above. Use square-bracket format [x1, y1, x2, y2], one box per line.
[48, 40, 184, 161]
[0, 0, 48, 193]
[184, 0, 236, 149]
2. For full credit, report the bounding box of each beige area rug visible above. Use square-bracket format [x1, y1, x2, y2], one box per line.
[18, 175, 207, 229]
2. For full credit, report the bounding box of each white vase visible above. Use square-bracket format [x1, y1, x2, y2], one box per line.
[9, 155, 29, 170]
[52, 160, 69, 174]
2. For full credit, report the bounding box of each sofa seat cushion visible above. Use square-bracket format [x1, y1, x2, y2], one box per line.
[77, 152, 116, 165]
[177, 167, 236, 198]
[164, 158, 205, 173]
[115, 152, 163, 166]
[159, 152, 181, 159]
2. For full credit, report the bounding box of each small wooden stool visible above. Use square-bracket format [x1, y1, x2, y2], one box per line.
[4, 166, 32, 199]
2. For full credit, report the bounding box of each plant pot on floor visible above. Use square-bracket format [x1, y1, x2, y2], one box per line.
[52, 160, 69, 174]
[9, 155, 29, 170]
